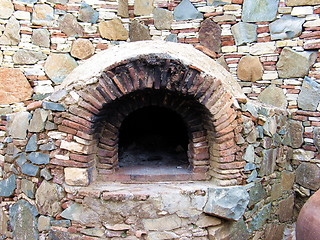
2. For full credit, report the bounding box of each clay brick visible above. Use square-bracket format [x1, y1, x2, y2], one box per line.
[211, 145, 238, 157]
[292, 115, 308, 121]
[212, 139, 236, 151]
[216, 161, 246, 170]
[214, 112, 237, 131]
[14, 4, 26, 11]
[58, 125, 77, 135]
[69, 106, 96, 122]
[106, 71, 127, 94]
[76, 131, 94, 141]
[69, 154, 94, 163]
[62, 119, 93, 134]
[302, 145, 317, 151]
[63, 113, 95, 127]
[214, 131, 235, 143]
[100, 73, 122, 98]
[258, 36, 271, 42]
[257, 26, 269, 34]
[214, 155, 236, 163]
[78, 100, 100, 115]
[204, 12, 223, 18]
[209, 92, 233, 115]
[55, 4, 67, 10]
[79, 91, 104, 110]
[96, 43, 108, 50]
[50, 158, 94, 168]
[296, 110, 320, 117]
[311, 121, 320, 127]
[232, 0, 243, 3]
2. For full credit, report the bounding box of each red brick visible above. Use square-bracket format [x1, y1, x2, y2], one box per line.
[76, 131, 94, 141]
[292, 115, 308, 121]
[69, 106, 95, 122]
[62, 119, 93, 134]
[58, 125, 77, 135]
[311, 121, 320, 127]
[14, 4, 26, 11]
[296, 110, 320, 117]
[304, 42, 320, 50]
[232, 0, 243, 3]
[204, 12, 223, 18]
[55, 4, 67, 10]
[79, 91, 104, 110]
[69, 154, 94, 163]
[257, 26, 269, 33]
[216, 161, 246, 170]
[213, 139, 236, 151]
[50, 158, 94, 168]
[78, 100, 100, 115]
[302, 145, 317, 151]
[300, 31, 320, 39]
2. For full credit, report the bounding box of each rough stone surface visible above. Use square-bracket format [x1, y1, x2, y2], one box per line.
[173, 0, 203, 21]
[208, 219, 250, 240]
[248, 203, 271, 230]
[0, 174, 16, 197]
[35, 180, 65, 217]
[78, 3, 99, 24]
[8, 111, 31, 139]
[142, 215, 182, 231]
[258, 84, 287, 108]
[28, 109, 48, 132]
[32, 4, 54, 26]
[196, 214, 222, 228]
[248, 182, 267, 208]
[237, 56, 263, 82]
[129, 20, 151, 42]
[277, 47, 317, 78]
[278, 195, 294, 222]
[59, 13, 84, 37]
[60, 203, 100, 225]
[31, 29, 50, 48]
[283, 120, 304, 148]
[0, 208, 9, 236]
[242, 0, 279, 22]
[286, 0, 320, 5]
[21, 179, 35, 199]
[38, 215, 51, 232]
[26, 134, 37, 152]
[0, 68, 33, 105]
[27, 152, 50, 165]
[134, 0, 154, 16]
[249, 42, 276, 55]
[0, 16, 20, 45]
[0, 0, 14, 19]
[297, 76, 320, 111]
[281, 171, 295, 191]
[296, 163, 320, 190]
[21, 163, 39, 176]
[199, 19, 221, 53]
[270, 15, 305, 40]
[40, 168, 53, 180]
[153, 8, 173, 30]
[204, 186, 249, 220]
[260, 148, 277, 176]
[99, 18, 128, 41]
[117, 0, 129, 18]
[44, 53, 78, 84]
[314, 127, 320, 152]
[71, 39, 95, 60]
[42, 101, 65, 111]
[231, 22, 257, 46]
[265, 223, 285, 240]
[13, 50, 47, 65]
[64, 167, 90, 186]
[9, 200, 38, 240]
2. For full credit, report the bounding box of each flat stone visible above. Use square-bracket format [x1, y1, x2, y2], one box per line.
[0, 0, 14, 19]
[8, 111, 31, 139]
[244, 162, 256, 171]
[49, 230, 83, 240]
[237, 56, 263, 82]
[281, 171, 295, 192]
[231, 22, 257, 46]
[277, 48, 317, 79]
[21, 179, 35, 199]
[134, 0, 154, 16]
[129, 20, 151, 42]
[148, 231, 179, 239]
[64, 167, 90, 186]
[15, 0, 37, 3]
[32, 4, 54, 26]
[249, 42, 276, 55]
[296, 163, 320, 190]
[42, 101, 66, 111]
[26, 135, 37, 153]
[80, 227, 105, 237]
[283, 120, 303, 148]
[153, 8, 173, 30]
[60, 203, 100, 225]
[260, 148, 278, 176]
[35, 180, 64, 217]
[51, 219, 71, 228]
[78, 3, 99, 24]
[243, 145, 255, 163]
[199, 19, 221, 53]
[248, 182, 267, 208]
[38, 215, 51, 232]
[28, 109, 48, 132]
[59, 13, 84, 37]
[204, 186, 249, 221]
[248, 203, 271, 231]
[173, 0, 203, 21]
[291, 6, 313, 16]
[0, 51, 2, 64]
[40, 168, 53, 180]
[39, 142, 55, 151]
[286, 0, 320, 6]
[278, 194, 294, 222]
[208, 219, 250, 240]
[118, 0, 129, 17]
[21, 163, 39, 176]
[270, 15, 305, 40]
[48, 89, 67, 102]
[13, 50, 47, 65]
[258, 84, 287, 108]
[142, 215, 182, 231]
[9, 200, 38, 240]
[265, 223, 285, 240]
[104, 223, 130, 231]
[27, 152, 50, 165]
[216, 56, 229, 71]
[44, 54, 78, 84]
[0, 208, 9, 236]
[207, 0, 231, 6]
[31, 29, 50, 48]
[314, 127, 320, 152]
[71, 39, 95, 60]
[196, 214, 222, 228]
[0, 16, 20, 45]
[298, 76, 320, 111]
[242, 0, 279, 22]
[165, 34, 177, 42]
[15, 153, 27, 167]
[99, 18, 128, 41]
[0, 174, 16, 197]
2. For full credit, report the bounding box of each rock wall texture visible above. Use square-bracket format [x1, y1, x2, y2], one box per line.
[0, 0, 319, 239]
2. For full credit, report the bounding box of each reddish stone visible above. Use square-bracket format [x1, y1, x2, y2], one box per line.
[304, 42, 320, 49]
[199, 18, 221, 53]
[57, 125, 77, 135]
[257, 26, 269, 33]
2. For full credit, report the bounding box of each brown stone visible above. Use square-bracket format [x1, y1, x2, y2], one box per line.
[117, 0, 129, 18]
[153, 8, 173, 30]
[265, 223, 285, 240]
[99, 18, 128, 41]
[32, 4, 54, 27]
[281, 171, 295, 191]
[0, 68, 32, 104]
[31, 29, 50, 48]
[129, 20, 151, 42]
[59, 13, 84, 37]
[199, 18, 221, 53]
[134, 0, 154, 16]
[237, 55, 263, 82]
[71, 39, 95, 60]
[258, 84, 287, 108]
[296, 163, 320, 190]
[286, 0, 320, 6]
[278, 195, 294, 222]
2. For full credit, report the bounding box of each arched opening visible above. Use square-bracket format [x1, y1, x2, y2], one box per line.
[118, 106, 189, 168]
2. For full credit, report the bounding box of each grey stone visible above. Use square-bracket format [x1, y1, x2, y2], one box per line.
[35, 180, 65, 217]
[314, 127, 320, 152]
[258, 84, 288, 108]
[207, 0, 231, 6]
[40, 142, 55, 151]
[26, 134, 38, 152]
[270, 15, 305, 40]
[134, 0, 154, 16]
[297, 76, 320, 111]
[248, 182, 267, 208]
[32, 4, 54, 27]
[15, 153, 27, 167]
[216, 56, 230, 71]
[8, 111, 31, 139]
[248, 203, 271, 231]
[21, 179, 35, 199]
[244, 163, 256, 171]
[129, 20, 151, 42]
[208, 219, 250, 240]
[0, 0, 14, 19]
[242, 0, 279, 22]
[27, 152, 50, 165]
[13, 50, 47, 65]
[117, 0, 129, 18]
[47, 0, 68, 3]
[278, 195, 294, 222]
[277, 48, 317, 79]
[247, 170, 258, 183]
[142, 215, 182, 231]
[0, 174, 16, 197]
[28, 109, 48, 132]
[21, 163, 39, 176]
[9, 200, 38, 240]
[147, 231, 179, 239]
[165, 34, 178, 42]
[50, 90, 67, 102]
[243, 145, 255, 163]
[283, 120, 303, 148]
[43, 101, 66, 111]
[31, 29, 50, 48]
[231, 22, 257, 46]
[237, 55, 263, 82]
[259, 148, 277, 176]
[49, 230, 83, 240]
[153, 8, 173, 30]
[204, 186, 250, 221]
[38, 215, 51, 232]
[60, 203, 100, 225]
[0, 16, 20, 45]
[59, 13, 84, 37]
[0, 208, 9, 236]
[45, 121, 57, 130]
[296, 163, 320, 190]
[78, 3, 99, 24]
[173, 0, 203, 21]
[51, 219, 71, 228]
[40, 168, 53, 180]
[199, 18, 221, 53]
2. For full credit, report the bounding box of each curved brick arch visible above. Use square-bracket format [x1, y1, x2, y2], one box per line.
[55, 41, 246, 185]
